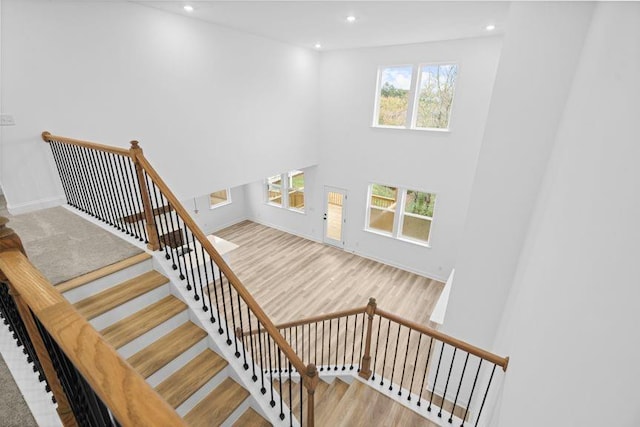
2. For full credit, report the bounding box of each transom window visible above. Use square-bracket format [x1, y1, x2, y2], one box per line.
[374, 63, 458, 131]
[366, 183, 436, 245]
[266, 170, 305, 212]
[209, 189, 231, 209]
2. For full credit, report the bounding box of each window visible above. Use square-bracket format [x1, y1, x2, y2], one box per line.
[374, 63, 458, 131]
[209, 189, 231, 209]
[288, 170, 305, 211]
[266, 170, 305, 213]
[267, 175, 283, 207]
[365, 183, 436, 245]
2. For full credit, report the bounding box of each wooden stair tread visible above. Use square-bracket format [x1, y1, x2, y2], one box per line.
[155, 349, 228, 409]
[100, 295, 187, 349]
[127, 322, 207, 378]
[57, 252, 150, 292]
[315, 379, 350, 426]
[232, 408, 271, 427]
[274, 378, 330, 417]
[323, 380, 439, 427]
[73, 270, 168, 320]
[184, 377, 249, 427]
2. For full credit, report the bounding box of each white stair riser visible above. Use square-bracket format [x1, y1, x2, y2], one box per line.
[146, 338, 209, 387]
[176, 365, 230, 416]
[116, 310, 190, 358]
[63, 258, 153, 303]
[89, 285, 169, 331]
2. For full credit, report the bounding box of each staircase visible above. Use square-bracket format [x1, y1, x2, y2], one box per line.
[57, 252, 270, 426]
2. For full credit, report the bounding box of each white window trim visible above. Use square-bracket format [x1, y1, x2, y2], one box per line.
[373, 62, 459, 132]
[265, 171, 306, 214]
[209, 188, 232, 210]
[364, 183, 435, 247]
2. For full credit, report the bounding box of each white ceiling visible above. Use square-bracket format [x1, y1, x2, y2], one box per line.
[134, 1, 511, 51]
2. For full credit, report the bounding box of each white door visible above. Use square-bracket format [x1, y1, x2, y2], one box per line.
[323, 187, 347, 248]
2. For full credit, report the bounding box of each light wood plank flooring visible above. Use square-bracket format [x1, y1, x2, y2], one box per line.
[216, 221, 444, 326]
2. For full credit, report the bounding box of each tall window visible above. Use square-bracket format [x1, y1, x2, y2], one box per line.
[209, 189, 231, 209]
[266, 170, 305, 212]
[374, 63, 458, 131]
[366, 183, 436, 245]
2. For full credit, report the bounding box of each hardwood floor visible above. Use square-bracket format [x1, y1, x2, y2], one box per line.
[216, 220, 444, 326]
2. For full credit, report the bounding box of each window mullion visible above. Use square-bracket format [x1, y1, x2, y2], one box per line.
[406, 65, 420, 129]
[393, 188, 406, 237]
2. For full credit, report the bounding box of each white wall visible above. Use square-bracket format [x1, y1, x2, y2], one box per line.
[0, 0, 319, 212]
[315, 37, 502, 280]
[442, 2, 595, 348]
[492, 4, 640, 426]
[185, 185, 249, 236]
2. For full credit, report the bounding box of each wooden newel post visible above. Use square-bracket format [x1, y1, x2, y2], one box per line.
[129, 141, 160, 251]
[358, 297, 377, 380]
[0, 218, 78, 427]
[303, 363, 319, 427]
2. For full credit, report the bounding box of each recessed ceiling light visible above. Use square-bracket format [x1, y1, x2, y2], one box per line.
[184, 5, 194, 12]
[486, 24, 496, 31]
[346, 15, 357, 23]
[314, 43, 322, 49]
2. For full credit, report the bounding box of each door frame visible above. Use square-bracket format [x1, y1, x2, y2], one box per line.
[323, 186, 347, 249]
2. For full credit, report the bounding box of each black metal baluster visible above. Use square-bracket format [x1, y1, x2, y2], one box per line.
[438, 347, 457, 418]
[380, 318, 392, 386]
[118, 156, 144, 241]
[200, 247, 214, 319]
[166, 203, 185, 277]
[99, 151, 123, 229]
[125, 159, 148, 243]
[209, 260, 223, 329]
[113, 155, 135, 237]
[428, 342, 446, 412]
[177, 218, 195, 291]
[91, 149, 116, 225]
[371, 315, 383, 381]
[343, 316, 349, 370]
[408, 334, 422, 401]
[109, 153, 132, 236]
[334, 317, 340, 370]
[350, 314, 358, 370]
[474, 364, 497, 427]
[328, 318, 332, 370]
[246, 307, 257, 380]
[69, 145, 91, 215]
[449, 353, 470, 424]
[460, 359, 483, 427]
[257, 322, 266, 394]
[389, 323, 402, 391]
[299, 378, 303, 427]
[288, 361, 293, 427]
[236, 293, 248, 369]
[48, 142, 73, 206]
[418, 337, 434, 407]
[398, 328, 412, 396]
[278, 348, 285, 420]
[149, 181, 171, 262]
[320, 320, 325, 371]
[226, 276, 240, 357]
[267, 335, 275, 408]
[314, 322, 318, 368]
[190, 232, 205, 305]
[106, 152, 128, 232]
[218, 270, 232, 344]
[57, 142, 82, 210]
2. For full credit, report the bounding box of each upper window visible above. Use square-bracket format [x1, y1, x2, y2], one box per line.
[366, 183, 436, 245]
[209, 189, 231, 209]
[266, 170, 305, 213]
[374, 63, 458, 131]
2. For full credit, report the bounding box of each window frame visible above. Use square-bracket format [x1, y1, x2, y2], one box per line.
[209, 188, 232, 210]
[373, 62, 459, 132]
[364, 183, 436, 247]
[265, 170, 306, 214]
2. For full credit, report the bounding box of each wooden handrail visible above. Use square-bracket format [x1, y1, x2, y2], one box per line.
[243, 306, 368, 336]
[375, 308, 509, 371]
[41, 131, 131, 157]
[0, 250, 186, 426]
[135, 155, 308, 375]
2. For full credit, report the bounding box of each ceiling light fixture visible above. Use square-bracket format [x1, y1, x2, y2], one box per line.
[314, 43, 322, 49]
[346, 15, 357, 23]
[184, 5, 194, 12]
[486, 24, 496, 31]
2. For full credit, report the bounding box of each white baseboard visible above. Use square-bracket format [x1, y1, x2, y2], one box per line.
[7, 195, 66, 215]
[246, 216, 321, 243]
[208, 215, 250, 234]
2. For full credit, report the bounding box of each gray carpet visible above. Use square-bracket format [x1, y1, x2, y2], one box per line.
[0, 195, 145, 424]
[1, 197, 143, 284]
